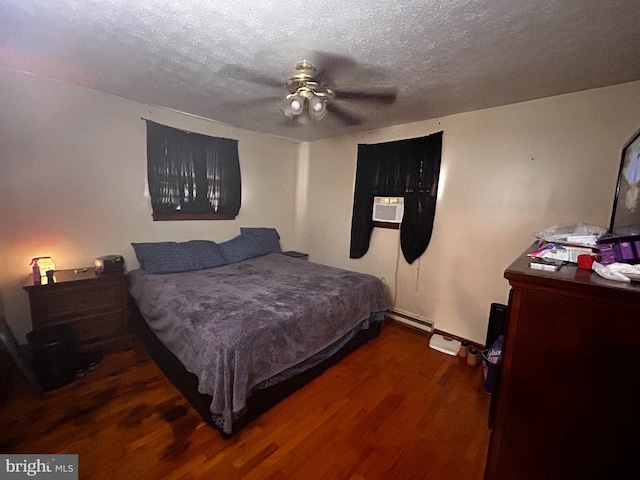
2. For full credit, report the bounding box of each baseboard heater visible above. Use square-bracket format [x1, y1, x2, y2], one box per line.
[387, 309, 434, 334]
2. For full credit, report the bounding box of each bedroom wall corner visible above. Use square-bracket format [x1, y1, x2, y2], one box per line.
[292, 141, 311, 251]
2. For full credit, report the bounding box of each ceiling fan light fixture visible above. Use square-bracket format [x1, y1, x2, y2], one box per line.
[290, 98, 303, 113]
[284, 92, 306, 117]
[308, 94, 328, 120]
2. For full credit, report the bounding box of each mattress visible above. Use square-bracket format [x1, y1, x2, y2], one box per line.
[128, 253, 387, 434]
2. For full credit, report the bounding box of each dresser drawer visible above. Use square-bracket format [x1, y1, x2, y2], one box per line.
[45, 284, 120, 317]
[64, 311, 128, 344]
[24, 269, 132, 353]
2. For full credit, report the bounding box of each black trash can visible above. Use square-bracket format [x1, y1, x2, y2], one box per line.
[27, 324, 78, 391]
[485, 303, 507, 350]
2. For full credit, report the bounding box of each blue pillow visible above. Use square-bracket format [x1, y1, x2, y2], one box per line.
[131, 242, 202, 274]
[183, 240, 228, 269]
[240, 227, 281, 254]
[219, 234, 266, 264]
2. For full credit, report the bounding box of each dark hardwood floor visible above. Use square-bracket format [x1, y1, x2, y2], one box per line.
[0, 320, 491, 479]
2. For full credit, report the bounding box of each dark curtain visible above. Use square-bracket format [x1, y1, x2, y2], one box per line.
[349, 131, 442, 263]
[146, 121, 241, 216]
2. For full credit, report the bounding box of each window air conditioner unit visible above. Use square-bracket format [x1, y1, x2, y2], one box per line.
[372, 196, 404, 223]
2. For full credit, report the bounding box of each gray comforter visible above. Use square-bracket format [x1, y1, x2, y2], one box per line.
[128, 253, 387, 434]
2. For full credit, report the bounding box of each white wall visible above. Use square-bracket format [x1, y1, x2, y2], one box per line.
[296, 81, 640, 344]
[3, 63, 640, 347]
[0, 66, 298, 341]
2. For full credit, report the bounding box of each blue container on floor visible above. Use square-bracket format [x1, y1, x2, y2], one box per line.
[481, 349, 498, 394]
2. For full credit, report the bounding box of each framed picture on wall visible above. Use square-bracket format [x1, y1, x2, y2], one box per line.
[610, 128, 640, 235]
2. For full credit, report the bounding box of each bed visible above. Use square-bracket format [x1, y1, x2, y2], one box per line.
[128, 240, 387, 437]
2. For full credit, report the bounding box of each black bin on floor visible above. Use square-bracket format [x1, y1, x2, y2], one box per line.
[485, 303, 507, 349]
[27, 324, 78, 391]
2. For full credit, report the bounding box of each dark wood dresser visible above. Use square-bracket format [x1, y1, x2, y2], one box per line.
[485, 245, 640, 479]
[23, 269, 133, 353]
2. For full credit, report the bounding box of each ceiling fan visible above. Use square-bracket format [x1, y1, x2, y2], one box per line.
[221, 53, 397, 127]
[283, 61, 335, 123]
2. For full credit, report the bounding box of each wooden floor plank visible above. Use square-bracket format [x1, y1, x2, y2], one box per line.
[0, 320, 490, 479]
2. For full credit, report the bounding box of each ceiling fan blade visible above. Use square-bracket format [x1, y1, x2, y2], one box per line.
[217, 64, 283, 88]
[326, 103, 362, 126]
[333, 88, 397, 104]
[312, 50, 392, 84]
[312, 51, 360, 81]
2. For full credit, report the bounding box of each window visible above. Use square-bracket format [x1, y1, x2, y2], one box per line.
[146, 121, 241, 221]
[349, 131, 443, 263]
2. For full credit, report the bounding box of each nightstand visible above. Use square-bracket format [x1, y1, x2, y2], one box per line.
[23, 269, 133, 353]
[281, 251, 309, 261]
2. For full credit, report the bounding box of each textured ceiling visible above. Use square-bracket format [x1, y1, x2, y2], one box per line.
[1, 0, 640, 142]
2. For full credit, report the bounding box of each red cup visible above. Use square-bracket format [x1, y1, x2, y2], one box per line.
[577, 254, 598, 270]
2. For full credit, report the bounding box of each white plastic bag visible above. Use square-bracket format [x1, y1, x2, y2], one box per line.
[592, 262, 632, 282]
[533, 222, 607, 246]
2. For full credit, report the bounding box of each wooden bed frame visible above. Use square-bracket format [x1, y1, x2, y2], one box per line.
[128, 297, 382, 437]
